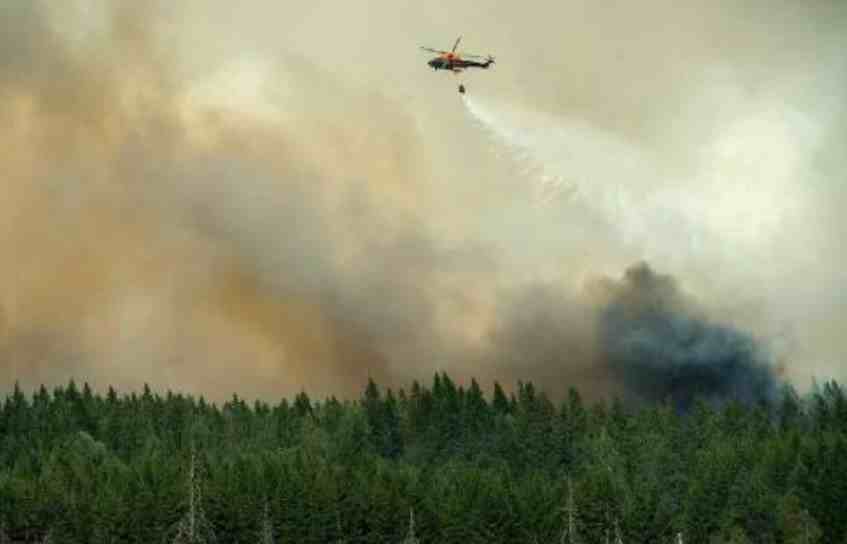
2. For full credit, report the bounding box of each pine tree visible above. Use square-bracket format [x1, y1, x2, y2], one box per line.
[716, 526, 751, 543]
[293, 391, 312, 418]
[382, 389, 403, 458]
[779, 494, 822, 544]
[464, 379, 490, 434]
[492, 382, 511, 416]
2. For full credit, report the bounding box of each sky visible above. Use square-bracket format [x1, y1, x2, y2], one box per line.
[1, 0, 845, 403]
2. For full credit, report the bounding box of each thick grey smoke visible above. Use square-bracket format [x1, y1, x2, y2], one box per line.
[482, 262, 782, 406]
[598, 263, 780, 409]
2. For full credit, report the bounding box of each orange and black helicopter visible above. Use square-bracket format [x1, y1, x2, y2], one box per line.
[420, 36, 494, 94]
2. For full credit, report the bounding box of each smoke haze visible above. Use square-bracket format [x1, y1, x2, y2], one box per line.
[1, 0, 845, 402]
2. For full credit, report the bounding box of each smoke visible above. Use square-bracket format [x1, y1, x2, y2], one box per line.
[0, 1, 436, 400]
[597, 262, 780, 409]
[458, 56, 846, 390]
[481, 262, 783, 406]
[461, 91, 789, 406]
[1, 0, 844, 403]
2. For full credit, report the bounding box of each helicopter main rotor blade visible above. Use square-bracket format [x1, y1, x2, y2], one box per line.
[451, 36, 462, 53]
[420, 46, 448, 54]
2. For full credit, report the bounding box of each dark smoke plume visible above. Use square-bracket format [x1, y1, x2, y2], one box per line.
[598, 262, 781, 410]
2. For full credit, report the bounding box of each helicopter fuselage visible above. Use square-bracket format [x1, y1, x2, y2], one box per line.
[427, 57, 493, 71]
[420, 38, 494, 94]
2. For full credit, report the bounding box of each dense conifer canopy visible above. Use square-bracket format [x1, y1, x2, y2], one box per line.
[1, 376, 845, 543]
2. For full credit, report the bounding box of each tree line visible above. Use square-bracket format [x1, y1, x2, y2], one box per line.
[1, 375, 846, 543]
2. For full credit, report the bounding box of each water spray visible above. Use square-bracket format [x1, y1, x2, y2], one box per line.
[458, 94, 705, 266]
[461, 94, 577, 208]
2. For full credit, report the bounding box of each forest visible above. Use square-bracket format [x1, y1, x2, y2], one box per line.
[1, 375, 845, 543]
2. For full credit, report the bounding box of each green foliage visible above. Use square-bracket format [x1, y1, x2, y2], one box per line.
[0, 377, 843, 542]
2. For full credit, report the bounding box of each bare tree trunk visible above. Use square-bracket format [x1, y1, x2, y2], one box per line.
[402, 508, 420, 544]
[171, 446, 217, 543]
[259, 499, 275, 544]
[560, 475, 579, 544]
[334, 511, 347, 544]
[188, 449, 196, 540]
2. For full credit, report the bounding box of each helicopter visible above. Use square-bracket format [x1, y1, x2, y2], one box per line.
[420, 36, 494, 93]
